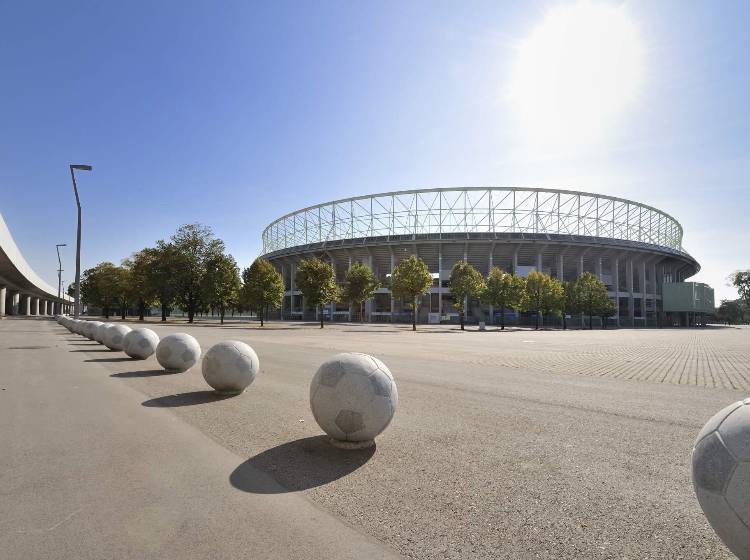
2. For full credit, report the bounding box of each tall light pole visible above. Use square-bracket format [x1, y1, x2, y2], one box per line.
[70, 164, 92, 319]
[56, 243, 66, 313]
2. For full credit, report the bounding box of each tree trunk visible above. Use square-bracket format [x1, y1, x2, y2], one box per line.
[589, 311, 593, 329]
[460, 309, 465, 331]
[360, 301, 364, 323]
[161, 302, 167, 322]
[412, 297, 417, 331]
[500, 306, 505, 330]
[138, 300, 145, 321]
[220, 306, 225, 325]
[260, 304, 264, 327]
[535, 310, 539, 330]
[320, 305, 324, 329]
[104, 305, 110, 319]
[121, 306, 126, 320]
[563, 313, 567, 330]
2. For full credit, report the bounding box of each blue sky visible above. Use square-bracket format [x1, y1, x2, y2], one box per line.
[1, 0, 748, 301]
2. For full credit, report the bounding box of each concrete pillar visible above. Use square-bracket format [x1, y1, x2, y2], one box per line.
[42, 300, 48, 315]
[596, 257, 603, 280]
[0, 286, 5, 316]
[558, 254, 564, 282]
[33, 297, 39, 316]
[640, 261, 647, 324]
[438, 245, 443, 317]
[365, 253, 374, 322]
[348, 255, 353, 322]
[24, 295, 31, 315]
[487, 250, 493, 321]
[12, 292, 20, 315]
[512, 250, 518, 275]
[626, 259, 634, 327]
[389, 249, 395, 320]
[613, 257, 620, 327]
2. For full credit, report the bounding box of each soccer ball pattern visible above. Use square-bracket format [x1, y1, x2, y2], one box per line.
[86, 321, 103, 341]
[123, 328, 160, 359]
[104, 324, 132, 351]
[202, 341, 259, 394]
[95, 322, 112, 344]
[309, 352, 397, 443]
[692, 398, 750, 558]
[156, 333, 201, 372]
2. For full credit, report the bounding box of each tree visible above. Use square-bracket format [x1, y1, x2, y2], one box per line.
[481, 267, 525, 330]
[112, 266, 133, 319]
[202, 253, 241, 324]
[79, 262, 120, 318]
[448, 261, 485, 330]
[716, 299, 745, 325]
[598, 295, 617, 329]
[170, 223, 225, 323]
[521, 271, 564, 329]
[123, 248, 158, 321]
[575, 272, 613, 329]
[391, 255, 432, 331]
[341, 262, 379, 323]
[147, 241, 180, 322]
[730, 271, 750, 310]
[242, 258, 285, 327]
[295, 257, 339, 328]
[561, 281, 580, 330]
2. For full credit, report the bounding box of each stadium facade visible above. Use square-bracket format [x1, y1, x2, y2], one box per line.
[261, 187, 704, 327]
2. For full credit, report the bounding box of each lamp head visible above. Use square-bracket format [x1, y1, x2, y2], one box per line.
[70, 164, 92, 171]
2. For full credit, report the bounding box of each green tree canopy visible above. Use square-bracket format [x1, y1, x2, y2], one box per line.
[391, 255, 432, 331]
[561, 281, 581, 330]
[575, 271, 614, 329]
[481, 267, 525, 330]
[716, 299, 746, 325]
[730, 271, 750, 308]
[295, 257, 339, 328]
[170, 223, 225, 323]
[202, 253, 241, 324]
[521, 271, 564, 329]
[242, 258, 285, 327]
[449, 261, 485, 330]
[79, 261, 120, 318]
[341, 262, 379, 323]
[146, 242, 180, 322]
[123, 248, 158, 320]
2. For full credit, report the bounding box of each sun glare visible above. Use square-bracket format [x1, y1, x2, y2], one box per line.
[509, 1, 644, 150]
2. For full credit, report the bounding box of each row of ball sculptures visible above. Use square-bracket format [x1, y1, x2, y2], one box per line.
[56, 316, 398, 449]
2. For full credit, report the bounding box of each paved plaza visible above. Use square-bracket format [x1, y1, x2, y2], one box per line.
[3, 318, 749, 559]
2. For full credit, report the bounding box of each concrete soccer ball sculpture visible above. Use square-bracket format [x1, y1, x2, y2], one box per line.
[309, 352, 398, 448]
[86, 321, 103, 341]
[95, 322, 112, 344]
[123, 328, 160, 359]
[156, 333, 201, 373]
[104, 324, 132, 351]
[201, 341, 259, 395]
[692, 398, 750, 559]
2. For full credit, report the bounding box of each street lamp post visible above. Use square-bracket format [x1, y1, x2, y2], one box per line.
[70, 164, 92, 319]
[56, 243, 66, 314]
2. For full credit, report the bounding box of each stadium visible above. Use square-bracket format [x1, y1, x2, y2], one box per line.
[261, 187, 710, 327]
